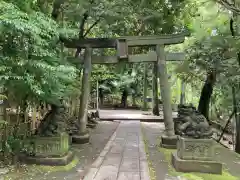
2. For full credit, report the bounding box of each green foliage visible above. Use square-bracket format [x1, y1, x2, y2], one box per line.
[174, 0, 240, 117]
[0, 1, 79, 105]
[4, 136, 22, 155]
[1, 0, 238, 119]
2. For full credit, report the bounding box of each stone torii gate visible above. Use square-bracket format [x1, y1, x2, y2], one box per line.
[69, 50, 185, 114]
[138, 51, 185, 115]
[61, 32, 189, 147]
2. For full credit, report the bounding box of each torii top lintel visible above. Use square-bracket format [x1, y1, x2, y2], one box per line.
[60, 32, 190, 49]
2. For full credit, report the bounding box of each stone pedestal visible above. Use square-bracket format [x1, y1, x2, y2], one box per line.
[72, 131, 90, 144]
[87, 123, 97, 129]
[161, 135, 178, 149]
[95, 110, 100, 118]
[172, 137, 222, 174]
[19, 132, 74, 166]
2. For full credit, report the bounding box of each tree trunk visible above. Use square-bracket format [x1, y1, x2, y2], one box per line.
[157, 45, 175, 136]
[236, 119, 240, 150]
[96, 81, 99, 110]
[78, 48, 92, 134]
[232, 86, 240, 153]
[74, 70, 82, 117]
[99, 88, 104, 107]
[121, 89, 128, 108]
[197, 71, 216, 122]
[180, 81, 186, 105]
[0, 87, 6, 121]
[143, 63, 148, 111]
[230, 14, 240, 154]
[132, 94, 136, 106]
[51, 0, 65, 20]
[152, 62, 159, 115]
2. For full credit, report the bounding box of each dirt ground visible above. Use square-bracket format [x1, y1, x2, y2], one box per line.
[215, 143, 240, 177]
[141, 122, 240, 180]
[3, 121, 119, 180]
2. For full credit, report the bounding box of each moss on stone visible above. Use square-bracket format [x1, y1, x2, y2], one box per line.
[37, 156, 79, 172]
[141, 126, 156, 180]
[158, 147, 238, 180]
[3, 156, 79, 180]
[141, 124, 238, 180]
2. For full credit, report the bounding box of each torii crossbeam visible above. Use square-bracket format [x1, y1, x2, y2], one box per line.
[61, 31, 190, 147]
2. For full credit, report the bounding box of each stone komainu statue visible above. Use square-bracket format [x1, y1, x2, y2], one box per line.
[174, 104, 213, 139]
[67, 111, 99, 135]
[35, 103, 68, 137]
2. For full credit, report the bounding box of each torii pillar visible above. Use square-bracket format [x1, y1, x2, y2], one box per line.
[156, 45, 177, 148]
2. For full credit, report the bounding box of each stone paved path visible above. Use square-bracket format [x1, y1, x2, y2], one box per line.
[83, 120, 150, 180]
[98, 109, 177, 121]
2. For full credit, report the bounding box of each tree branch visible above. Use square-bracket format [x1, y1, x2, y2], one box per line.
[83, 18, 101, 37]
[74, 12, 89, 58]
[52, 0, 65, 20]
[79, 12, 89, 38]
[217, 0, 240, 14]
[75, 0, 96, 58]
[229, 7, 240, 66]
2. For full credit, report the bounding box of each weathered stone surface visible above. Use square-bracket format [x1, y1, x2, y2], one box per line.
[110, 146, 124, 154]
[123, 148, 139, 158]
[82, 168, 98, 180]
[86, 123, 96, 128]
[120, 158, 140, 172]
[103, 140, 112, 150]
[140, 171, 151, 180]
[140, 160, 149, 172]
[118, 172, 140, 180]
[83, 121, 151, 180]
[165, 175, 187, 180]
[67, 117, 79, 135]
[87, 111, 99, 129]
[72, 132, 90, 144]
[20, 103, 74, 166]
[35, 103, 69, 137]
[172, 152, 222, 174]
[19, 151, 74, 166]
[23, 132, 69, 157]
[91, 156, 104, 168]
[174, 104, 213, 139]
[161, 135, 178, 149]
[139, 151, 147, 161]
[94, 165, 118, 179]
[98, 109, 167, 122]
[101, 153, 121, 166]
[172, 137, 222, 174]
[177, 137, 215, 161]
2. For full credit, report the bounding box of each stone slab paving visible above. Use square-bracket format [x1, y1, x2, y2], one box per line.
[99, 109, 178, 121]
[83, 120, 150, 180]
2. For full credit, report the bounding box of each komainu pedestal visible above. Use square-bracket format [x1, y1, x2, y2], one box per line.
[19, 103, 74, 166]
[20, 132, 74, 166]
[161, 135, 178, 149]
[172, 137, 222, 174]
